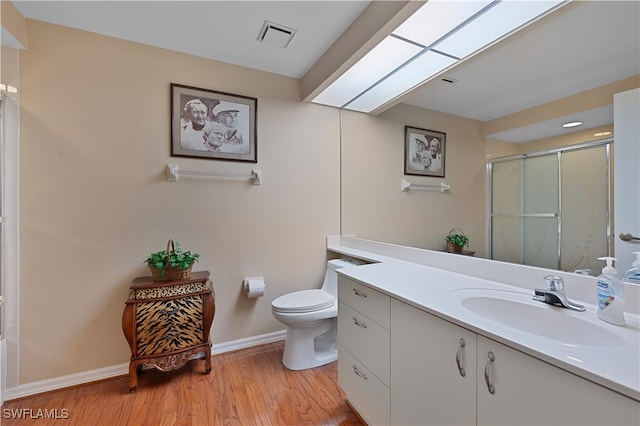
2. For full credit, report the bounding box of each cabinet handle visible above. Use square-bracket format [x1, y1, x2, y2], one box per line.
[484, 351, 496, 394]
[352, 364, 368, 380]
[352, 288, 368, 298]
[353, 317, 368, 328]
[455, 338, 466, 377]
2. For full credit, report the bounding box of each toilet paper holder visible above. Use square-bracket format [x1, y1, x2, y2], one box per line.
[243, 277, 265, 298]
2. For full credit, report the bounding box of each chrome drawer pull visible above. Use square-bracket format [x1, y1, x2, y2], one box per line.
[353, 364, 368, 380]
[484, 351, 496, 394]
[352, 288, 368, 298]
[353, 317, 368, 328]
[455, 338, 466, 377]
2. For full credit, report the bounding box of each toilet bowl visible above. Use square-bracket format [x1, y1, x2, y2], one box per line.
[272, 258, 363, 370]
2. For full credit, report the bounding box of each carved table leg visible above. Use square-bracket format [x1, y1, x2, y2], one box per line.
[128, 362, 138, 393]
[204, 346, 212, 374]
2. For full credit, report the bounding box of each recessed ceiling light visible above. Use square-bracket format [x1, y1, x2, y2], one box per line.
[562, 121, 583, 128]
[593, 131, 612, 137]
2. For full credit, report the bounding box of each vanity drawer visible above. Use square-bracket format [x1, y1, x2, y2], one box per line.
[338, 276, 390, 329]
[338, 344, 390, 426]
[338, 302, 390, 386]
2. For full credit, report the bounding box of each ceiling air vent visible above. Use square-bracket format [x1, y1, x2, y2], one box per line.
[258, 20, 297, 48]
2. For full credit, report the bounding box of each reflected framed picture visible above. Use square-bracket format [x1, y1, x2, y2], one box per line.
[171, 83, 257, 163]
[404, 126, 446, 178]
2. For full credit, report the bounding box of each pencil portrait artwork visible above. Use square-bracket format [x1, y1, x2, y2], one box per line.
[171, 83, 257, 163]
[404, 126, 446, 178]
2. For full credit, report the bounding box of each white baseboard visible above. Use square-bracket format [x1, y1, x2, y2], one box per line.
[211, 330, 286, 355]
[3, 330, 286, 402]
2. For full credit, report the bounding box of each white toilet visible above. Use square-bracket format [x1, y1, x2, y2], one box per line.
[272, 258, 363, 370]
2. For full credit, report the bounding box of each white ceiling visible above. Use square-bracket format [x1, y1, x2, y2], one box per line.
[11, 1, 370, 78]
[9, 0, 640, 143]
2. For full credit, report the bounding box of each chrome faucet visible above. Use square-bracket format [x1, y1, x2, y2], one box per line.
[533, 275, 585, 312]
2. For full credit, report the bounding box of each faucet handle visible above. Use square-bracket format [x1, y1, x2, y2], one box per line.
[543, 275, 564, 291]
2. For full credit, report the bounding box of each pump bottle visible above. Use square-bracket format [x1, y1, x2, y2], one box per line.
[623, 251, 640, 283]
[596, 257, 625, 326]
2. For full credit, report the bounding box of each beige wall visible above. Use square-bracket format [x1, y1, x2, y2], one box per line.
[19, 20, 343, 383]
[341, 104, 487, 254]
[18, 17, 490, 384]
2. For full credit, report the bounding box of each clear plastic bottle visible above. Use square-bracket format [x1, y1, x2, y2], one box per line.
[623, 251, 640, 283]
[596, 257, 626, 326]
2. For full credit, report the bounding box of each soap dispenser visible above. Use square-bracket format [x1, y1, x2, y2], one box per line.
[623, 251, 640, 283]
[596, 257, 626, 326]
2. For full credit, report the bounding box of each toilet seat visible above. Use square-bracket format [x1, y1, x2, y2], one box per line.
[272, 289, 335, 313]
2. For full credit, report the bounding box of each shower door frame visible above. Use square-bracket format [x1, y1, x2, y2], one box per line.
[487, 139, 613, 271]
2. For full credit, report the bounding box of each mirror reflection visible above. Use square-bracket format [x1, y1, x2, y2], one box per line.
[489, 141, 611, 275]
[341, 1, 638, 278]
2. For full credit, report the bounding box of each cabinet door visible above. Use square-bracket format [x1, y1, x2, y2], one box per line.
[476, 335, 640, 426]
[338, 345, 390, 426]
[391, 299, 476, 426]
[338, 302, 390, 386]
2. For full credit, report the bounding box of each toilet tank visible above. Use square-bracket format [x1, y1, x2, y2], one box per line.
[321, 258, 365, 296]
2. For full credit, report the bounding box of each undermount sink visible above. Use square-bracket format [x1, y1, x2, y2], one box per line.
[452, 289, 625, 347]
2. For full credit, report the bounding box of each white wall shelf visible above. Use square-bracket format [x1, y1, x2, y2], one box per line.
[401, 179, 449, 192]
[166, 164, 261, 185]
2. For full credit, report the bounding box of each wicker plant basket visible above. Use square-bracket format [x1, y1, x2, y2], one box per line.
[150, 264, 193, 281]
[446, 228, 467, 254]
[446, 241, 464, 254]
[148, 239, 194, 281]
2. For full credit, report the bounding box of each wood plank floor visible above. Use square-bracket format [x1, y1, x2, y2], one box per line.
[1, 342, 365, 426]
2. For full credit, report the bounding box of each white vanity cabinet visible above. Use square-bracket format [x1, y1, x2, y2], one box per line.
[337, 276, 391, 425]
[389, 298, 639, 426]
[476, 335, 640, 426]
[390, 298, 477, 425]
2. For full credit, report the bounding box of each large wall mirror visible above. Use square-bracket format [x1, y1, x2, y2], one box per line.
[340, 1, 639, 277]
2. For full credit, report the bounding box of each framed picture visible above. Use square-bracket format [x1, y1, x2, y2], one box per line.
[171, 83, 257, 163]
[404, 126, 446, 178]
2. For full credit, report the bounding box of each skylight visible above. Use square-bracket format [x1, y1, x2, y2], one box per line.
[311, 0, 568, 114]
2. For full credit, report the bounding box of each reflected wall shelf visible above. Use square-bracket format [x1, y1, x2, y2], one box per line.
[401, 179, 449, 192]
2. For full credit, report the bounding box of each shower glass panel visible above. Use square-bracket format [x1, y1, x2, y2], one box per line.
[491, 154, 559, 269]
[523, 154, 559, 269]
[560, 146, 609, 274]
[491, 216, 522, 263]
[491, 161, 524, 264]
[523, 217, 558, 268]
[489, 141, 611, 273]
[492, 160, 523, 215]
[523, 155, 558, 214]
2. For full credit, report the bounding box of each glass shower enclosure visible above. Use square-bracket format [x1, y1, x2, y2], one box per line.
[489, 140, 612, 274]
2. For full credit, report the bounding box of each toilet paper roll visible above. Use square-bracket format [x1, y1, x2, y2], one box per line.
[244, 277, 265, 298]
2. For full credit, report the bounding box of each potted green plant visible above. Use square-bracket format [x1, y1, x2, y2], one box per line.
[445, 228, 469, 253]
[144, 239, 200, 281]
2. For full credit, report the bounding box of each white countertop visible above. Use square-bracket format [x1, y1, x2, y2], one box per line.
[329, 237, 640, 402]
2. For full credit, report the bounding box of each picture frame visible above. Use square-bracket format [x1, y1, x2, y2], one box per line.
[171, 83, 257, 163]
[404, 126, 446, 178]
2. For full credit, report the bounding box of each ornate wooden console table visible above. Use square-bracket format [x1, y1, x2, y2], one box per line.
[122, 271, 215, 392]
